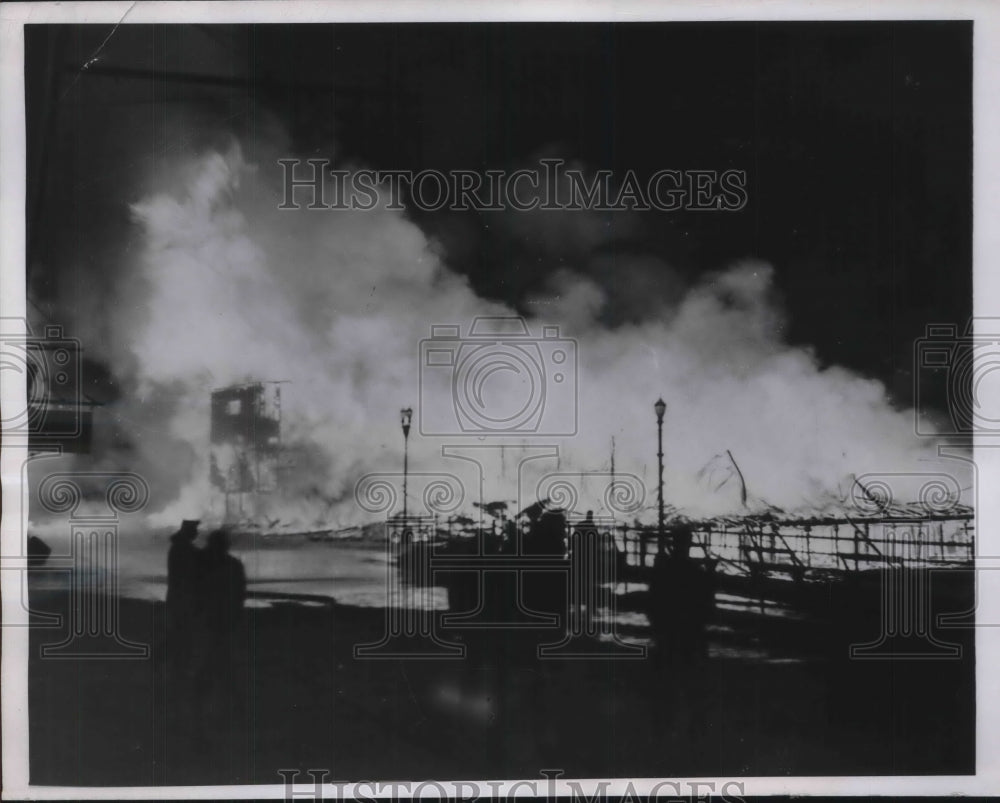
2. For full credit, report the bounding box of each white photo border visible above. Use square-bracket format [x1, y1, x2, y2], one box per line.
[1, 1, 997, 798]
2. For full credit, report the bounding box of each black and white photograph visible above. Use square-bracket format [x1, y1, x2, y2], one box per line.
[1, 2, 997, 798]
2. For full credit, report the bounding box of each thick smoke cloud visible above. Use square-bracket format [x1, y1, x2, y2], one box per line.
[38, 136, 964, 528]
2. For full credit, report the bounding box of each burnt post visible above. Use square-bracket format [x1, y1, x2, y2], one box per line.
[400, 407, 413, 526]
[654, 397, 667, 555]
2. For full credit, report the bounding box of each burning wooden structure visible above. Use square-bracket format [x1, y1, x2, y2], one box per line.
[209, 380, 284, 524]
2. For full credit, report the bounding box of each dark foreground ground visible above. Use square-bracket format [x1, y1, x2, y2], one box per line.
[27, 576, 975, 786]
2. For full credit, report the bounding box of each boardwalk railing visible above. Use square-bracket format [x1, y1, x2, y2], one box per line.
[617, 514, 975, 579]
[382, 511, 975, 582]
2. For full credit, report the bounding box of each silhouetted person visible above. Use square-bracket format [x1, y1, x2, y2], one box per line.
[27, 534, 51, 568]
[165, 519, 201, 667]
[192, 529, 249, 777]
[443, 535, 480, 617]
[571, 511, 606, 614]
[398, 528, 423, 585]
[649, 524, 715, 665]
[501, 518, 518, 553]
[524, 509, 566, 557]
[521, 510, 569, 646]
[161, 519, 202, 775]
[647, 524, 715, 760]
[196, 529, 246, 643]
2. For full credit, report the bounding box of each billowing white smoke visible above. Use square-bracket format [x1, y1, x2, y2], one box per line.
[112, 142, 961, 527]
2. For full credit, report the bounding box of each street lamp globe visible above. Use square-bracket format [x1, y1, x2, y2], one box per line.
[654, 398, 666, 422]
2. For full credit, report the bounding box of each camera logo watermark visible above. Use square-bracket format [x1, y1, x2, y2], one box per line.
[914, 318, 1000, 436]
[419, 316, 577, 437]
[0, 318, 87, 448]
[278, 157, 748, 212]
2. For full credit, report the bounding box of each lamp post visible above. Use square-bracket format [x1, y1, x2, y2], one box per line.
[654, 397, 666, 555]
[400, 407, 413, 528]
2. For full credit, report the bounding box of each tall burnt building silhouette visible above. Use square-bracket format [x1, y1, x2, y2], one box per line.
[209, 381, 282, 522]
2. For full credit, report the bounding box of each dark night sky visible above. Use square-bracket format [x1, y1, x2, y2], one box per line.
[25, 22, 971, 412]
